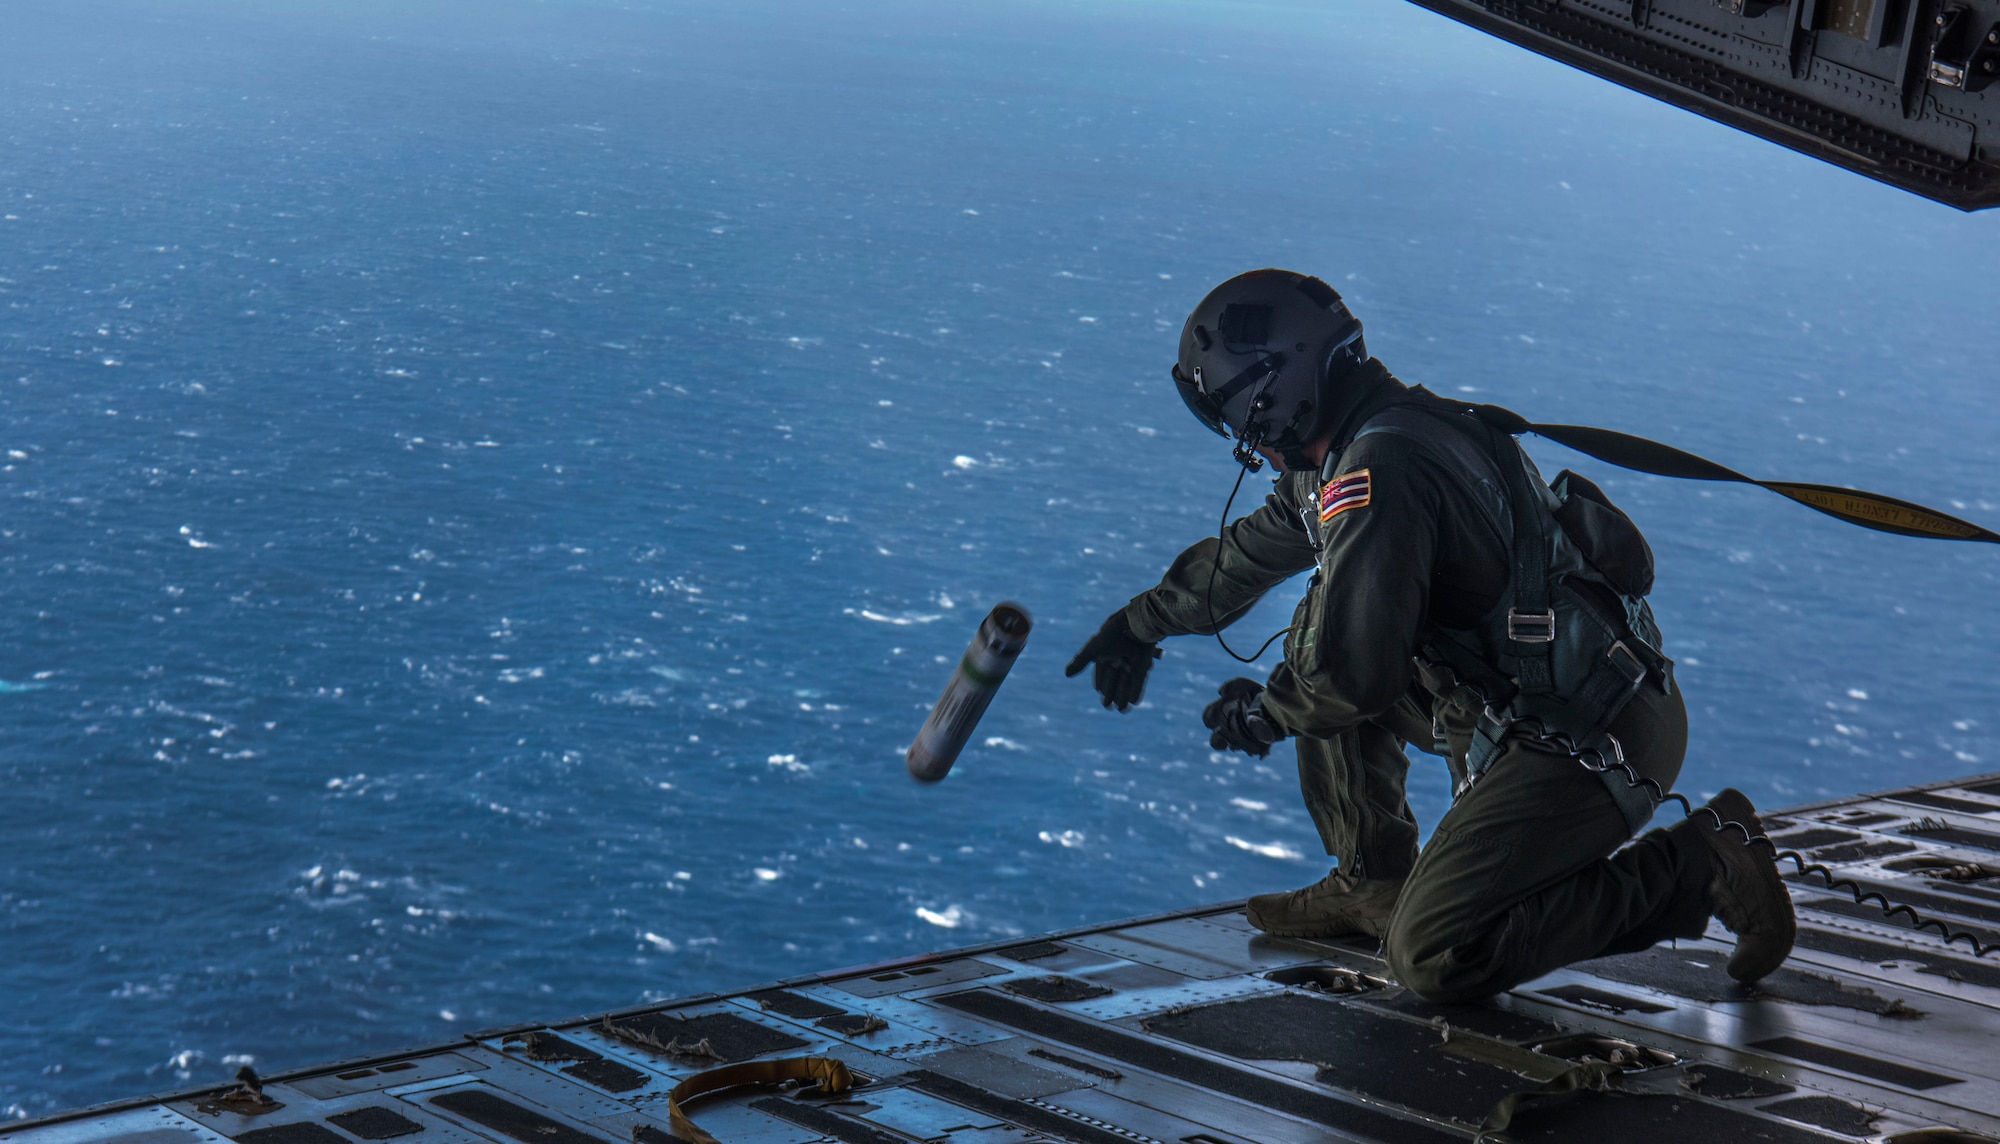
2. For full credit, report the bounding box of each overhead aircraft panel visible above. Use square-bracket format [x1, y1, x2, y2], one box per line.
[1401, 0, 2000, 208]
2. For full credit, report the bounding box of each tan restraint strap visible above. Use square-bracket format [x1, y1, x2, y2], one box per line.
[1468, 404, 2000, 545]
[666, 1056, 853, 1144]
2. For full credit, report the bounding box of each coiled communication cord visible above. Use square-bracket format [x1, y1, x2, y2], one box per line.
[1202, 459, 1292, 664]
[1514, 722, 2000, 959]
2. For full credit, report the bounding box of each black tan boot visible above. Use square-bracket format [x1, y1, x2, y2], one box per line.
[1245, 868, 1406, 939]
[1698, 788, 1797, 982]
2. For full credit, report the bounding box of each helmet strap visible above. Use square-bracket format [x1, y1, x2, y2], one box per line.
[1272, 397, 1317, 473]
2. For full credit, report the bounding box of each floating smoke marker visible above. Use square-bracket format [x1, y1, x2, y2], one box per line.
[906, 603, 1032, 783]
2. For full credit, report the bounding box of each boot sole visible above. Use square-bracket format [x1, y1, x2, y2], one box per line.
[1244, 912, 1390, 940]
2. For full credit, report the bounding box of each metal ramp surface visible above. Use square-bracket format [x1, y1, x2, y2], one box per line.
[12, 774, 2000, 1144]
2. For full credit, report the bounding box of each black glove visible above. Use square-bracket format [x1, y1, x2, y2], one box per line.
[1203, 677, 1284, 757]
[1064, 609, 1163, 711]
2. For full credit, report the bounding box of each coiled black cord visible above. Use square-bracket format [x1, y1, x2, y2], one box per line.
[1203, 456, 1291, 664]
[1520, 722, 2000, 960]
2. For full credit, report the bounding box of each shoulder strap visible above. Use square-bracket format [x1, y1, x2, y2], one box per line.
[1484, 426, 1556, 696]
[1345, 398, 1559, 696]
[1323, 392, 1475, 477]
[1328, 417, 1419, 474]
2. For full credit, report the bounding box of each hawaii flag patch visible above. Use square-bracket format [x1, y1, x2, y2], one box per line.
[1319, 468, 1372, 524]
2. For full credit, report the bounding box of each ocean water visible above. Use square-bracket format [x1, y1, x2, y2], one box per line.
[4, 0, 1998, 1118]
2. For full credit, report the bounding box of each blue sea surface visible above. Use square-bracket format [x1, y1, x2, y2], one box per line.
[3, 0, 1998, 1118]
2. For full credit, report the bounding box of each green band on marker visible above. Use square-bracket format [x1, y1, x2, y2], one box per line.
[959, 655, 1003, 687]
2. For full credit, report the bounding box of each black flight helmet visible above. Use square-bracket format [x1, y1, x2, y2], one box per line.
[1173, 269, 1366, 471]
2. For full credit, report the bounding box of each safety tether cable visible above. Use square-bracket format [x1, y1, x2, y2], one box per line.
[1198, 398, 1999, 954]
[1515, 722, 2000, 959]
[1466, 402, 2000, 955]
[1470, 403, 2000, 545]
[1202, 398, 1998, 666]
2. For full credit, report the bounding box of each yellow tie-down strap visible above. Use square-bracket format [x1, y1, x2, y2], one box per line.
[1468, 404, 2000, 546]
[667, 1056, 854, 1144]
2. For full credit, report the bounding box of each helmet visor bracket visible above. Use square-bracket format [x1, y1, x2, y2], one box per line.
[1172, 364, 1230, 438]
[1173, 352, 1288, 444]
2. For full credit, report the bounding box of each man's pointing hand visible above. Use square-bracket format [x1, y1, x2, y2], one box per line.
[1065, 610, 1162, 712]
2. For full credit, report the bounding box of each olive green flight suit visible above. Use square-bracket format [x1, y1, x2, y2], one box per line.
[1122, 461, 1430, 880]
[1124, 366, 1714, 1000]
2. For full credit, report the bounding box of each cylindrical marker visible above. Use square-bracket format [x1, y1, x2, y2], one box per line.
[906, 602, 1033, 783]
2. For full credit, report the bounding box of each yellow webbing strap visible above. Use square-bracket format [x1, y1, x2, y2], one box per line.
[1468, 404, 2000, 545]
[1758, 480, 1995, 541]
[1474, 1060, 1623, 1143]
[666, 1056, 853, 1144]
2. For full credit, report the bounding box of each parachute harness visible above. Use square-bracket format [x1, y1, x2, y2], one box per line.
[1466, 400, 2000, 958]
[1192, 394, 1999, 956]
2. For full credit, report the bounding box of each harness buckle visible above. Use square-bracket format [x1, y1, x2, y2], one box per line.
[1605, 640, 1647, 686]
[1459, 703, 1515, 798]
[1506, 608, 1556, 643]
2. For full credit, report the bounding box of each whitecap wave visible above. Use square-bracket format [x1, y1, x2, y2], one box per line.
[1224, 836, 1302, 860]
[846, 608, 941, 625]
